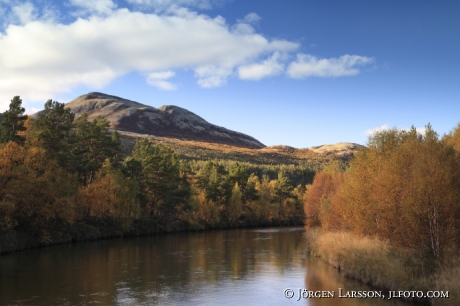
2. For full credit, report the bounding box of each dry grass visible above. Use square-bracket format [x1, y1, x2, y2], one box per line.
[305, 229, 460, 306]
[431, 258, 460, 306]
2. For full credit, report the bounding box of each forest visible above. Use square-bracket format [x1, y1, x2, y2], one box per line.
[0, 96, 307, 253]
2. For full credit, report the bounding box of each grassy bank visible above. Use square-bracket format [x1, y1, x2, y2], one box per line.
[305, 229, 459, 306]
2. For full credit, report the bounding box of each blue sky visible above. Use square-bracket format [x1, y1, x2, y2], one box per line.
[0, 0, 459, 148]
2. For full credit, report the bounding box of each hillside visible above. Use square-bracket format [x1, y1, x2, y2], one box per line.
[65, 92, 264, 149]
[116, 130, 362, 170]
[25, 92, 363, 169]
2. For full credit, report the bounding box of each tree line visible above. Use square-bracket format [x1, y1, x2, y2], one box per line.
[0, 96, 306, 245]
[304, 124, 460, 262]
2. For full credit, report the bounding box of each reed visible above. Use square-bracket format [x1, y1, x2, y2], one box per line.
[305, 229, 459, 305]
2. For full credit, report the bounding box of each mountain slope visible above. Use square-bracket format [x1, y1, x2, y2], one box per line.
[65, 92, 265, 149]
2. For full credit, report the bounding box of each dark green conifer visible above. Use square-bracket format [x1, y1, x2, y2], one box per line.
[0, 96, 27, 144]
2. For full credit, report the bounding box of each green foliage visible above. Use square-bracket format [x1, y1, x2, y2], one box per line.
[273, 172, 296, 218]
[70, 114, 120, 185]
[0, 96, 27, 144]
[32, 100, 75, 168]
[132, 139, 191, 222]
[196, 160, 232, 205]
[189, 159, 315, 187]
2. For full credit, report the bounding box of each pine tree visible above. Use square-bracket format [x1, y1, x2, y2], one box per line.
[132, 140, 191, 222]
[274, 172, 295, 219]
[70, 114, 120, 185]
[32, 100, 75, 168]
[0, 96, 27, 144]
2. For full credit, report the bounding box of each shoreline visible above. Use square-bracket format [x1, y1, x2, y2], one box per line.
[304, 228, 458, 306]
[0, 218, 304, 256]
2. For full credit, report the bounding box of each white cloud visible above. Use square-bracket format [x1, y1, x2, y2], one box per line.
[0, 7, 298, 110]
[415, 127, 426, 135]
[1, 1, 59, 29]
[194, 65, 233, 88]
[364, 124, 390, 136]
[127, 0, 228, 11]
[147, 70, 177, 90]
[364, 124, 427, 137]
[10, 2, 37, 25]
[24, 106, 40, 115]
[240, 13, 261, 24]
[69, 0, 117, 15]
[238, 52, 285, 80]
[287, 54, 373, 78]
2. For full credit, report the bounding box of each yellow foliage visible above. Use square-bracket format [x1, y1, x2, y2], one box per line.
[227, 182, 242, 224]
[194, 191, 220, 226]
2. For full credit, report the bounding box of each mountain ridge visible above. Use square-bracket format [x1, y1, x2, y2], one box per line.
[64, 92, 265, 149]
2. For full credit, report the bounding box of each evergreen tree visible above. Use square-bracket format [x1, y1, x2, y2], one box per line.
[70, 114, 120, 185]
[32, 100, 75, 168]
[196, 160, 231, 205]
[274, 172, 295, 218]
[132, 139, 191, 222]
[0, 96, 27, 144]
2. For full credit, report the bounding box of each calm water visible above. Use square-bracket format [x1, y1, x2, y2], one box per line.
[0, 227, 409, 305]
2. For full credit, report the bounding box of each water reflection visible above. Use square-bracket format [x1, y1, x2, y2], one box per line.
[304, 258, 407, 306]
[0, 228, 407, 305]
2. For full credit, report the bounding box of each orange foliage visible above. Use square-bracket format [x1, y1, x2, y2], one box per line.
[0, 142, 77, 240]
[330, 126, 460, 258]
[80, 159, 138, 220]
[304, 161, 344, 229]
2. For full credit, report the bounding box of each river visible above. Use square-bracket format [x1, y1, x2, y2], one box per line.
[0, 227, 409, 305]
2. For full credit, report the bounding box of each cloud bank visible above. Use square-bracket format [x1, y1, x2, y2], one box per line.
[0, 0, 374, 111]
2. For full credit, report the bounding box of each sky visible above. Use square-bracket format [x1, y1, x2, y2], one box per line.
[0, 0, 459, 148]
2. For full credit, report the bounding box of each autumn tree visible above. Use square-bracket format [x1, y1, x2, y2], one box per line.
[334, 125, 460, 259]
[227, 182, 243, 224]
[304, 161, 344, 229]
[80, 159, 139, 223]
[0, 142, 77, 241]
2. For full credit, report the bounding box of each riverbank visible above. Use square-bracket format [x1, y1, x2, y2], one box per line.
[305, 229, 459, 306]
[0, 216, 304, 256]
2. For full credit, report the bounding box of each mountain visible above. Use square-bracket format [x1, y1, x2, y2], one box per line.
[27, 92, 362, 167]
[64, 92, 265, 149]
